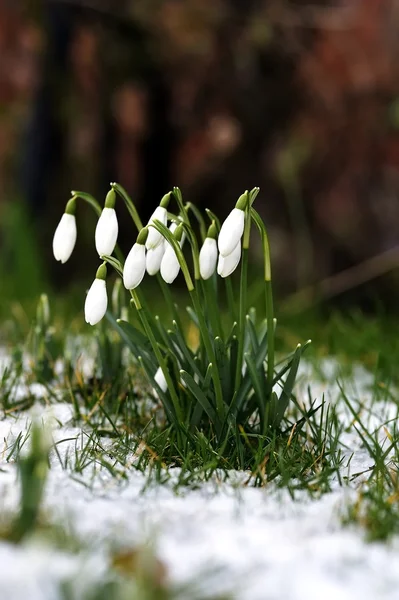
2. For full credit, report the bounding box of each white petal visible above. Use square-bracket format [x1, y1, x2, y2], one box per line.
[217, 241, 241, 278]
[84, 278, 108, 325]
[95, 208, 118, 256]
[160, 244, 180, 284]
[199, 237, 218, 280]
[123, 243, 146, 289]
[154, 366, 168, 393]
[146, 206, 167, 249]
[53, 213, 77, 263]
[146, 241, 165, 276]
[218, 208, 245, 257]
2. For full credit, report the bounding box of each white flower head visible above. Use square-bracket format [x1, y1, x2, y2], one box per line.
[53, 198, 77, 263]
[218, 192, 248, 257]
[146, 192, 171, 249]
[217, 240, 241, 278]
[146, 241, 165, 276]
[123, 228, 148, 290]
[160, 222, 183, 284]
[84, 263, 108, 326]
[95, 190, 118, 257]
[199, 223, 218, 280]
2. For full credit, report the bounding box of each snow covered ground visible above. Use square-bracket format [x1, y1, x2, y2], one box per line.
[0, 359, 398, 600]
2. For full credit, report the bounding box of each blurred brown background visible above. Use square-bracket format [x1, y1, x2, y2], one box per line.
[1, 0, 399, 307]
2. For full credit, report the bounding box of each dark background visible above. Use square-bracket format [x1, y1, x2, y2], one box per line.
[1, 0, 399, 312]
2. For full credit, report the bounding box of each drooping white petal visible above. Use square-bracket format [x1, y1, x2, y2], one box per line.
[218, 208, 245, 257]
[217, 240, 241, 278]
[160, 243, 180, 284]
[146, 206, 167, 249]
[52, 213, 77, 263]
[123, 243, 146, 289]
[146, 241, 165, 276]
[95, 208, 118, 256]
[154, 366, 168, 393]
[84, 278, 108, 325]
[199, 237, 218, 280]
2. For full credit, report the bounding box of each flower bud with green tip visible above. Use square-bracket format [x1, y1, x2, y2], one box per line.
[160, 222, 183, 284]
[123, 227, 148, 290]
[218, 192, 247, 257]
[199, 222, 218, 280]
[84, 263, 108, 325]
[95, 189, 119, 257]
[146, 192, 170, 250]
[52, 197, 77, 263]
[217, 240, 241, 278]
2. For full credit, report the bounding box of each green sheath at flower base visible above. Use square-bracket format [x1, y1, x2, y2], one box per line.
[235, 192, 249, 211]
[160, 192, 172, 209]
[65, 197, 76, 215]
[207, 222, 217, 240]
[104, 189, 116, 209]
[95, 262, 107, 280]
[136, 227, 149, 245]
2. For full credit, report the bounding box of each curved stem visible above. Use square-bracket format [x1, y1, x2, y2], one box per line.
[250, 207, 274, 391]
[234, 200, 251, 390]
[111, 182, 143, 231]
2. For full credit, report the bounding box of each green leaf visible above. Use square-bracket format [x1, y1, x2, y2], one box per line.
[214, 336, 231, 402]
[180, 369, 219, 429]
[275, 340, 311, 426]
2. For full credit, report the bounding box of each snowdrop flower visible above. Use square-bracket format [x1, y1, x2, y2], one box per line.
[218, 192, 247, 257]
[52, 197, 77, 263]
[154, 366, 168, 393]
[146, 192, 171, 250]
[146, 241, 165, 276]
[95, 189, 118, 257]
[199, 223, 218, 280]
[123, 227, 148, 290]
[160, 222, 183, 284]
[217, 240, 241, 278]
[84, 263, 108, 325]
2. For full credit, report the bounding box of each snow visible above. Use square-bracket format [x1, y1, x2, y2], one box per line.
[0, 359, 398, 599]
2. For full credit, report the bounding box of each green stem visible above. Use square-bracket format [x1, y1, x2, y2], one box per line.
[71, 191, 102, 216]
[250, 208, 275, 391]
[131, 290, 183, 422]
[201, 277, 223, 339]
[234, 203, 251, 390]
[189, 288, 224, 420]
[225, 278, 236, 323]
[234, 247, 248, 390]
[111, 182, 143, 231]
[185, 202, 207, 241]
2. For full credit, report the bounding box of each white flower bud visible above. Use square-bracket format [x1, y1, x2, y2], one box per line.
[146, 241, 165, 276]
[95, 208, 118, 256]
[160, 243, 180, 284]
[217, 241, 241, 278]
[199, 237, 218, 280]
[123, 242, 146, 290]
[84, 278, 108, 325]
[146, 206, 168, 249]
[53, 213, 77, 264]
[218, 208, 245, 257]
[160, 221, 182, 284]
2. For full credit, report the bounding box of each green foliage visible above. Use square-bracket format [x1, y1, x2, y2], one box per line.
[56, 185, 311, 470]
